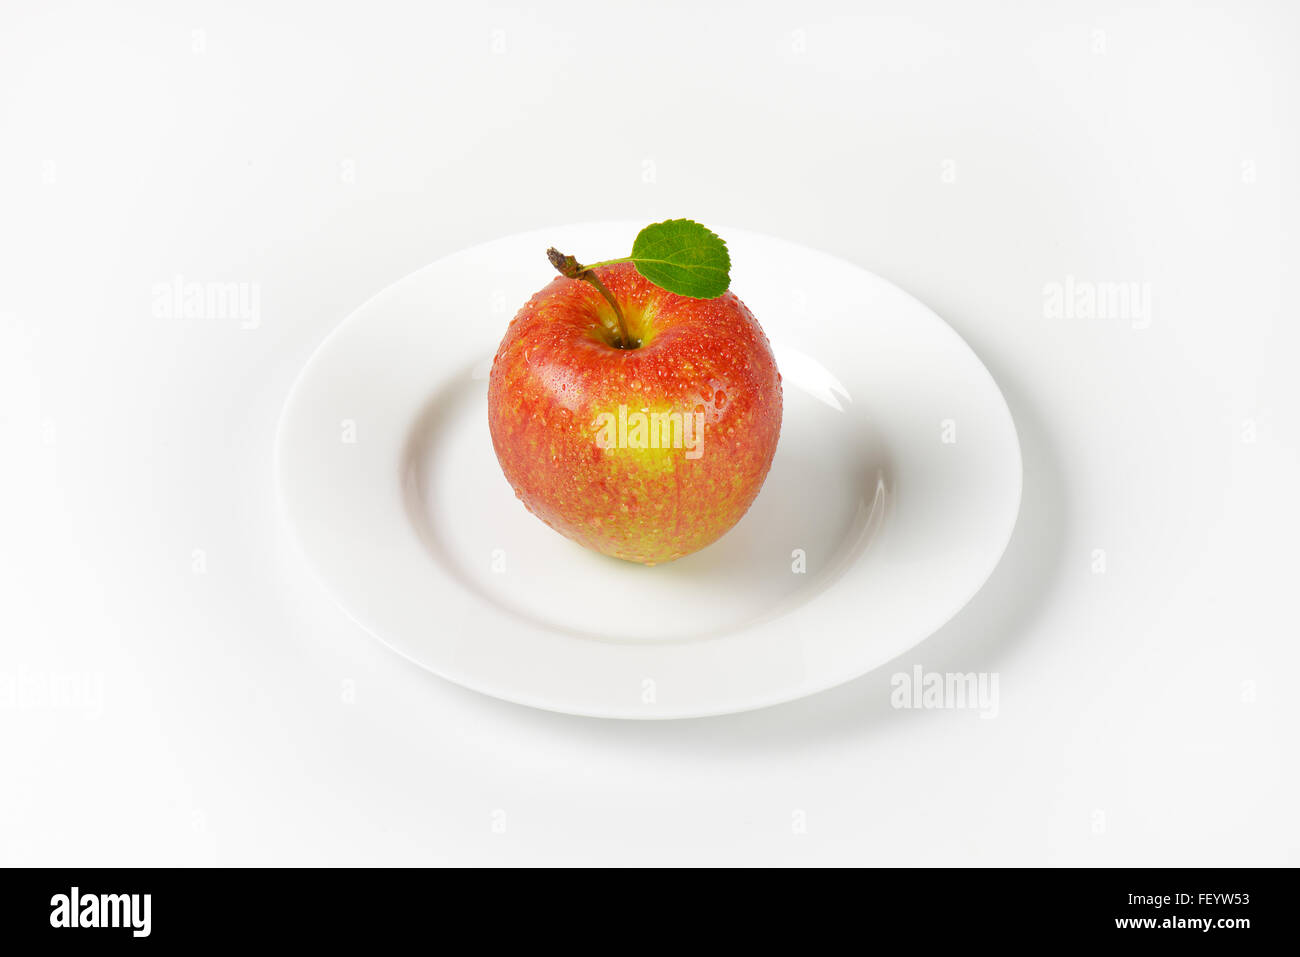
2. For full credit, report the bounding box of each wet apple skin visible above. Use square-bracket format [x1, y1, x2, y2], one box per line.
[487, 263, 783, 565]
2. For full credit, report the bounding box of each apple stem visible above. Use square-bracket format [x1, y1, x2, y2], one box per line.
[547, 247, 635, 348]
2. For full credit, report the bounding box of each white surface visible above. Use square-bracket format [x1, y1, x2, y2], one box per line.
[1, 0, 1297, 865]
[277, 223, 1022, 717]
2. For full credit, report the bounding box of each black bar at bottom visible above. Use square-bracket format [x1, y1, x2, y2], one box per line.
[0, 866, 1281, 944]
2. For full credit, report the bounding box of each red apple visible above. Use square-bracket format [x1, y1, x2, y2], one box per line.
[487, 262, 782, 565]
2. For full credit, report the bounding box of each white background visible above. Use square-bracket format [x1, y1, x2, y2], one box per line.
[2, 0, 1297, 866]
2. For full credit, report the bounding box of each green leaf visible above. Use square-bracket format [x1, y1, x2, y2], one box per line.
[629, 219, 731, 299]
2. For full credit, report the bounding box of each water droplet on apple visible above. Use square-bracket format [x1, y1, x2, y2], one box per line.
[714, 390, 727, 407]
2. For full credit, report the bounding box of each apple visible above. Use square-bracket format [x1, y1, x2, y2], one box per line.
[487, 261, 782, 565]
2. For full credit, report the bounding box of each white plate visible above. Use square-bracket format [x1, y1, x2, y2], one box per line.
[276, 223, 1022, 719]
